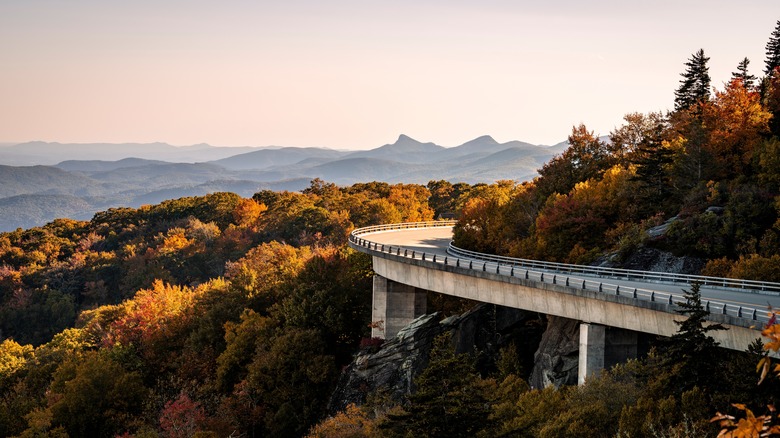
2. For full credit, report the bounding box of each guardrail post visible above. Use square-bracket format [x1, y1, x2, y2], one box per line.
[496, 265, 500, 274]
[412, 251, 415, 258]
[469, 261, 473, 269]
[722, 305, 727, 315]
[510, 267, 514, 276]
[752, 309, 757, 320]
[483, 262, 487, 272]
[668, 295, 673, 305]
[582, 280, 586, 289]
[397, 248, 400, 255]
[404, 249, 408, 257]
[705, 301, 710, 312]
[738, 307, 742, 318]
[456, 259, 460, 267]
[553, 275, 557, 284]
[444, 257, 447, 265]
[632, 288, 637, 298]
[598, 283, 602, 292]
[615, 286, 619, 296]
[540, 273, 544, 282]
[525, 270, 529, 279]
[381, 244, 384, 251]
[650, 291, 654, 302]
[422, 253, 426, 261]
[566, 277, 569, 287]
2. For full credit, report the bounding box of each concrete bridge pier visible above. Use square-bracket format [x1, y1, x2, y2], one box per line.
[578, 323, 640, 385]
[372, 275, 427, 339]
[578, 323, 605, 385]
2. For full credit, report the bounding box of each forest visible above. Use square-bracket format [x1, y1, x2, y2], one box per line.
[1, 20, 780, 438]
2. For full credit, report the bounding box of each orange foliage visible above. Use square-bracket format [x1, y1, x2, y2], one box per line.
[712, 404, 779, 437]
[306, 404, 376, 437]
[232, 198, 267, 227]
[702, 79, 771, 174]
[104, 280, 199, 350]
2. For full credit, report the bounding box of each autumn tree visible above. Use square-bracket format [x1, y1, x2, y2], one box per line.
[765, 20, 780, 75]
[159, 393, 207, 438]
[608, 112, 666, 165]
[674, 49, 711, 111]
[701, 78, 771, 177]
[534, 166, 635, 262]
[535, 124, 612, 201]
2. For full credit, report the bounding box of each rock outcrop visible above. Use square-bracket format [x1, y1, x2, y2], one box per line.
[595, 245, 705, 276]
[618, 246, 705, 275]
[529, 316, 580, 389]
[328, 304, 541, 413]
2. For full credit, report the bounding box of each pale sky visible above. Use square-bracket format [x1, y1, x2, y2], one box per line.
[1, 1, 779, 149]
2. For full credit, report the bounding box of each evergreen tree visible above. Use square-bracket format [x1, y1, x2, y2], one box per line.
[764, 20, 780, 75]
[629, 125, 675, 215]
[731, 57, 756, 89]
[674, 49, 711, 111]
[381, 334, 492, 437]
[661, 282, 727, 393]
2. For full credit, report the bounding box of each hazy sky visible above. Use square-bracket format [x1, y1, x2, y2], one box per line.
[1, 1, 779, 149]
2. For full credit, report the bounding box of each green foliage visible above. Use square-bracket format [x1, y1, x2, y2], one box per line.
[732, 57, 757, 89]
[660, 283, 727, 395]
[46, 351, 148, 438]
[381, 334, 492, 438]
[246, 327, 337, 437]
[765, 20, 780, 75]
[675, 49, 711, 111]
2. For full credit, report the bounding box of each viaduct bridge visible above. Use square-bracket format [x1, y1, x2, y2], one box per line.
[348, 221, 780, 384]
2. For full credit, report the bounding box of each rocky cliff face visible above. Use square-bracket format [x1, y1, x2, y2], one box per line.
[598, 246, 705, 275]
[328, 304, 542, 413]
[529, 316, 580, 389]
[330, 244, 693, 410]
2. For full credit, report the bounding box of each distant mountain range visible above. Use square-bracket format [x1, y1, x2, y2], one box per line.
[0, 135, 568, 231]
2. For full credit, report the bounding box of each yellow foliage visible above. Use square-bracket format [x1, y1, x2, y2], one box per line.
[0, 338, 34, 379]
[306, 404, 376, 438]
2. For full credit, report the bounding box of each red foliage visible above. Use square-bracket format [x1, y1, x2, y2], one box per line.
[159, 393, 206, 438]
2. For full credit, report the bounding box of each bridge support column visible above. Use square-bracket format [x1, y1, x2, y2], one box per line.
[372, 275, 427, 339]
[578, 323, 605, 385]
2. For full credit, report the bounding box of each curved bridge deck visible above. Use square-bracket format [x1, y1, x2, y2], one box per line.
[349, 222, 780, 356]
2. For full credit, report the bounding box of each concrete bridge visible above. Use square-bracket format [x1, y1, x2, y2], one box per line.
[348, 221, 780, 384]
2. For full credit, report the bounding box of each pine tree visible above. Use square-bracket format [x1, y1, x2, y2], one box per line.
[674, 49, 711, 111]
[381, 334, 492, 437]
[764, 20, 780, 76]
[629, 125, 674, 215]
[661, 282, 727, 393]
[731, 57, 756, 89]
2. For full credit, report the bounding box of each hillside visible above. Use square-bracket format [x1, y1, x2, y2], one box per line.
[0, 135, 564, 231]
[0, 141, 264, 165]
[0, 165, 98, 198]
[210, 147, 347, 170]
[0, 194, 93, 230]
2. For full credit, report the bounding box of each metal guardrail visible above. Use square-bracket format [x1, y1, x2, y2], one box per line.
[447, 244, 780, 295]
[348, 221, 775, 325]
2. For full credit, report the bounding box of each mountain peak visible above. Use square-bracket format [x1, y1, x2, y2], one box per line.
[395, 134, 420, 144]
[473, 135, 498, 144]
